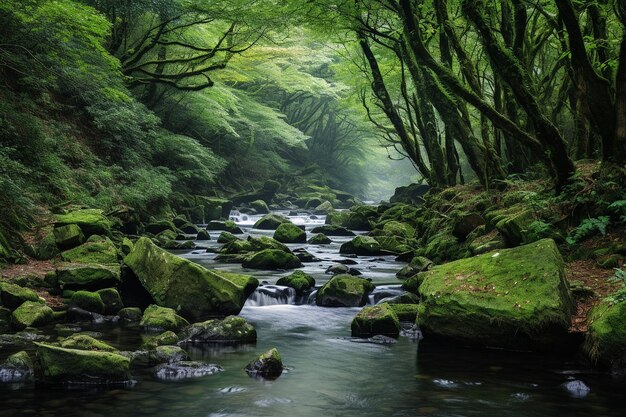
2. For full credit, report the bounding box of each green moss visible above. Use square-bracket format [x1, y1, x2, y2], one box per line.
[61, 237, 119, 264]
[59, 334, 118, 352]
[253, 214, 291, 230]
[4, 350, 33, 371]
[250, 200, 270, 214]
[35, 342, 131, 384]
[273, 223, 306, 243]
[155, 229, 178, 242]
[339, 236, 381, 255]
[118, 307, 142, 322]
[242, 249, 302, 270]
[11, 301, 54, 330]
[96, 288, 123, 315]
[325, 210, 350, 227]
[380, 221, 415, 239]
[276, 271, 316, 295]
[142, 331, 179, 350]
[179, 316, 256, 343]
[125, 238, 257, 320]
[196, 229, 211, 241]
[316, 274, 375, 307]
[308, 233, 332, 244]
[120, 237, 134, 256]
[416, 239, 574, 350]
[351, 304, 400, 338]
[140, 304, 189, 332]
[56, 264, 120, 290]
[216, 271, 259, 299]
[33, 231, 60, 260]
[311, 225, 355, 236]
[245, 348, 282, 379]
[53, 224, 85, 250]
[383, 303, 420, 322]
[0, 281, 40, 309]
[584, 300, 626, 368]
[55, 209, 112, 237]
[145, 220, 176, 235]
[70, 291, 105, 314]
[495, 209, 535, 247]
[372, 235, 413, 254]
[217, 232, 239, 244]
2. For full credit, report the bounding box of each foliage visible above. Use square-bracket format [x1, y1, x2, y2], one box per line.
[566, 216, 611, 245]
[605, 269, 626, 305]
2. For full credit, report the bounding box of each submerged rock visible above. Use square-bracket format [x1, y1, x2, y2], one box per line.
[562, 380, 591, 398]
[35, 342, 131, 385]
[0, 351, 34, 383]
[276, 271, 315, 296]
[140, 305, 189, 332]
[155, 361, 223, 380]
[316, 274, 375, 307]
[130, 345, 189, 368]
[415, 239, 574, 350]
[351, 305, 400, 338]
[273, 223, 306, 243]
[178, 316, 256, 344]
[124, 237, 258, 321]
[242, 249, 302, 270]
[245, 348, 283, 380]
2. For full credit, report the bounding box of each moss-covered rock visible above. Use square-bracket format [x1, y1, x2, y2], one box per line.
[0, 351, 34, 382]
[325, 210, 350, 227]
[96, 288, 123, 315]
[155, 229, 178, 242]
[416, 239, 574, 350]
[245, 348, 282, 380]
[339, 236, 382, 256]
[59, 334, 118, 352]
[273, 223, 306, 243]
[314, 201, 334, 214]
[141, 331, 179, 350]
[61, 237, 119, 265]
[311, 225, 355, 237]
[70, 291, 105, 314]
[372, 236, 413, 254]
[130, 345, 189, 368]
[118, 307, 142, 323]
[217, 232, 239, 244]
[32, 230, 60, 260]
[351, 305, 400, 338]
[53, 224, 85, 251]
[56, 264, 120, 290]
[452, 213, 486, 240]
[179, 316, 256, 344]
[0, 282, 40, 309]
[378, 221, 415, 239]
[316, 274, 375, 307]
[206, 220, 243, 234]
[384, 303, 420, 322]
[145, 220, 176, 235]
[55, 209, 112, 237]
[253, 214, 291, 230]
[196, 229, 211, 241]
[35, 342, 131, 385]
[124, 238, 258, 320]
[178, 222, 199, 234]
[120, 237, 134, 256]
[495, 209, 535, 247]
[276, 271, 316, 295]
[583, 299, 626, 368]
[140, 304, 189, 332]
[345, 206, 378, 230]
[11, 301, 54, 330]
[242, 249, 302, 270]
[250, 200, 270, 214]
[308, 233, 332, 244]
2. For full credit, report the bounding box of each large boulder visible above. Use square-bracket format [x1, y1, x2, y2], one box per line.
[276, 271, 316, 295]
[339, 236, 382, 256]
[0, 351, 34, 383]
[245, 348, 283, 380]
[35, 343, 131, 385]
[61, 236, 119, 265]
[351, 305, 400, 338]
[11, 301, 54, 330]
[140, 305, 189, 332]
[56, 264, 120, 290]
[53, 224, 85, 250]
[55, 209, 112, 237]
[178, 316, 256, 344]
[308, 234, 332, 244]
[145, 220, 176, 235]
[97, 288, 124, 315]
[253, 214, 291, 230]
[344, 206, 378, 230]
[389, 183, 430, 204]
[59, 334, 118, 352]
[69, 291, 105, 314]
[206, 221, 243, 234]
[273, 223, 306, 243]
[495, 209, 535, 247]
[583, 299, 626, 368]
[250, 200, 270, 214]
[0, 282, 40, 309]
[124, 238, 258, 321]
[415, 239, 574, 350]
[311, 225, 355, 237]
[242, 249, 302, 270]
[316, 275, 375, 307]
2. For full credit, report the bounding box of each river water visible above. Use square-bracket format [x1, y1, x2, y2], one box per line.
[0, 210, 625, 417]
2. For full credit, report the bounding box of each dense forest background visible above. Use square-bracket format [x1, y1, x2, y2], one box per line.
[1, 0, 625, 235]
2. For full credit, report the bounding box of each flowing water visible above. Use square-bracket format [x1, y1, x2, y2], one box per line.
[0, 211, 625, 417]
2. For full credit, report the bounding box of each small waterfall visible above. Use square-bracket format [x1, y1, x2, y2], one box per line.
[245, 285, 297, 307]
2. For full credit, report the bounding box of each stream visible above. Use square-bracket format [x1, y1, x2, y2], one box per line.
[0, 210, 625, 417]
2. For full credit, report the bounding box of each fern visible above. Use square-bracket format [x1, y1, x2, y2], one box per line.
[566, 216, 610, 245]
[605, 269, 626, 305]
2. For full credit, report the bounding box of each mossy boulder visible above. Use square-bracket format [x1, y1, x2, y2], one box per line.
[118, 307, 142, 323]
[131, 345, 189, 368]
[35, 342, 131, 385]
[340, 236, 382, 256]
[206, 221, 243, 234]
[325, 210, 350, 227]
[178, 222, 199, 234]
[59, 334, 118, 353]
[378, 221, 415, 239]
[56, 264, 120, 290]
[583, 299, 626, 368]
[32, 231, 60, 260]
[53, 224, 85, 251]
[178, 316, 256, 344]
[196, 229, 211, 241]
[124, 238, 258, 320]
[253, 214, 291, 230]
[316, 274, 375, 307]
[250, 200, 270, 214]
[0, 351, 34, 382]
[145, 220, 176, 235]
[141, 331, 179, 350]
[273, 223, 306, 243]
[61, 237, 119, 265]
[384, 303, 420, 322]
[217, 232, 239, 244]
[308, 233, 331, 245]
[416, 239, 574, 350]
[0, 282, 40, 309]
[452, 213, 486, 240]
[242, 249, 302, 270]
[345, 206, 378, 230]
[311, 225, 355, 236]
[314, 201, 334, 214]
[155, 229, 178, 242]
[11, 301, 54, 330]
[351, 305, 400, 338]
[245, 348, 282, 380]
[276, 271, 316, 295]
[140, 305, 189, 332]
[70, 291, 105, 314]
[495, 209, 535, 247]
[96, 288, 123, 315]
[55, 209, 112, 237]
[372, 236, 413, 255]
